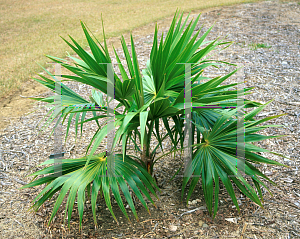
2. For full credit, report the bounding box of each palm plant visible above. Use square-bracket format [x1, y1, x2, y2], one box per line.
[22, 11, 286, 229]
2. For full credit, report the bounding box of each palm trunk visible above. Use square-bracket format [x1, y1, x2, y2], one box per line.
[141, 144, 152, 175]
[141, 120, 155, 176]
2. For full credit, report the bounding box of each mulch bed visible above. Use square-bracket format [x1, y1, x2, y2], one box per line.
[0, 1, 300, 238]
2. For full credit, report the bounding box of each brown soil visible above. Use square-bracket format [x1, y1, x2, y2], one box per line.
[1, 1, 300, 238]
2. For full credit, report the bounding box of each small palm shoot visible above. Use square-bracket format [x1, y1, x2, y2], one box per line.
[22, 11, 286, 229]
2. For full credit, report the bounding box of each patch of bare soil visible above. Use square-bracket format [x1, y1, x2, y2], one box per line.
[1, 1, 300, 238]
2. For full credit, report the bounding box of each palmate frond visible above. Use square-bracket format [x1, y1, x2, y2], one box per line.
[182, 104, 286, 217]
[31, 67, 104, 141]
[21, 153, 159, 229]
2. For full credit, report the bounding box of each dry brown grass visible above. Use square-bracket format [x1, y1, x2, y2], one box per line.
[0, 0, 260, 98]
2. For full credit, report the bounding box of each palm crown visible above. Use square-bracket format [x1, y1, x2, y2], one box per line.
[22, 11, 286, 229]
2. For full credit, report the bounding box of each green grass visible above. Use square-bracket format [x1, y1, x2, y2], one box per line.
[249, 42, 272, 50]
[0, 0, 261, 99]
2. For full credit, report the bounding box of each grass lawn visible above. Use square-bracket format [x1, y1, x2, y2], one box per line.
[0, 0, 260, 99]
